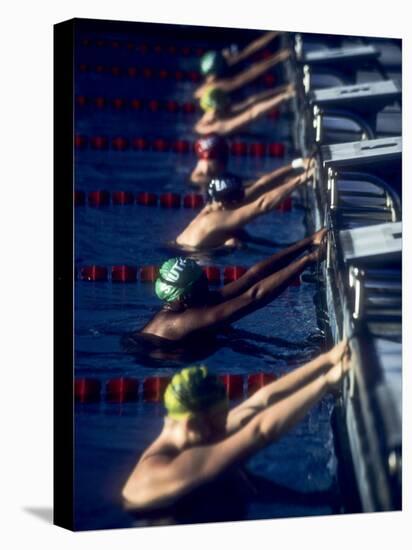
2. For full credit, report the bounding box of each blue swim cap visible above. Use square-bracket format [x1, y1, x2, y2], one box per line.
[207, 175, 244, 204]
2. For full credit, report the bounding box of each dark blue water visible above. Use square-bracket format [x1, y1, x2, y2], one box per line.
[74, 27, 340, 531]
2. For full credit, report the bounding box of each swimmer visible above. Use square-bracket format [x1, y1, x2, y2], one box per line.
[130, 230, 326, 345]
[190, 134, 230, 186]
[177, 165, 314, 250]
[122, 340, 351, 511]
[202, 30, 281, 78]
[195, 84, 295, 136]
[195, 46, 291, 99]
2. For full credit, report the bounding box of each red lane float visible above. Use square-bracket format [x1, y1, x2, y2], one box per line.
[88, 190, 110, 206]
[182, 102, 196, 114]
[75, 134, 88, 150]
[153, 138, 170, 152]
[174, 70, 184, 81]
[140, 265, 159, 282]
[172, 140, 190, 154]
[110, 66, 122, 77]
[127, 67, 138, 78]
[111, 136, 129, 151]
[166, 100, 179, 113]
[142, 67, 153, 79]
[106, 378, 139, 403]
[247, 373, 276, 396]
[136, 191, 158, 206]
[79, 265, 108, 282]
[183, 193, 204, 208]
[95, 64, 106, 74]
[143, 376, 171, 402]
[132, 137, 150, 151]
[267, 108, 280, 120]
[75, 379, 101, 403]
[202, 266, 221, 284]
[111, 97, 125, 110]
[130, 98, 143, 110]
[231, 142, 248, 156]
[275, 196, 292, 212]
[111, 265, 138, 283]
[76, 95, 87, 107]
[160, 192, 181, 208]
[223, 266, 247, 284]
[263, 74, 276, 87]
[158, 69, 169, 79]
[219, 374, 244, 399]
[137, 43, 148, 55]
[249, 143, 266, 157]
[268, 142, 285, 157]
[148, 99, 161, 112]
[112, 191, 134, 205]
[94, 96, 106, 109]
[90, 136, 109, 150]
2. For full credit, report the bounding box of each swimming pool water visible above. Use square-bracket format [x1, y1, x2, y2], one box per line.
[74, 27, 341, 530]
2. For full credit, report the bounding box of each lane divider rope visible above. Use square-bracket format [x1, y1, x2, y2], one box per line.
[79, 38, 275, 62]
[76, 263, 301, 285]
[75, 190, 292, 211]
[74, 135, 286, 157]
[77, 63, 277, 87]
[75, 372, 277, 403]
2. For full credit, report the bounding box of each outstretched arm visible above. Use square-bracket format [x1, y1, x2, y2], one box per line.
[225, 31, 281, 66]
[194, 49, 291, 98]
[219, 228, 325, 301]
[198, 91, 295, 136]
[220, 48, 291, 94]
[244, 159, 313, 202]
[226, 340, 349, 433]
[217, 171, 307, 236]
[184, 252, 315, 334]
[231, 84, 289, 114]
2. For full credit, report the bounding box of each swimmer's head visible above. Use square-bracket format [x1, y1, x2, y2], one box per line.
[195, 135, 229, 162]
[207, 175, 244, 205]
[200, 87, 230, 113]
[200, 50, 228, 78]
[155, 257, 208, 306]
[164, 365, 228, 428]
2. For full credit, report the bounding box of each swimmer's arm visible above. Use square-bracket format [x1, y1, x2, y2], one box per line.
[122, 421, 266, 510]
[243, 161, 297, 201]
[217, 89, 294, 135]
[219, 49, 291, 93]
[219, 233, 314, 301]
[186, 254, 311, 334]
[226, 349, 340, 433]
[225, 31, 281, 66]
[231, 85, 288, 114]
[220, 173, 303, 229]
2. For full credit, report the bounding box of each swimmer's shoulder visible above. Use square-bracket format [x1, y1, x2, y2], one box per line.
[139, 441, 180, 465]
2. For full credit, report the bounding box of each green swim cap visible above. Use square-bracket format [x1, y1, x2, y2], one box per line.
[200, 50, 227, 77]
[200, 87, 230, 112]
[164, 365, 228, 420]
[155, 257, 205, 303]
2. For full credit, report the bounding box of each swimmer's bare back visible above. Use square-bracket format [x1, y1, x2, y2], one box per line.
[176, 206, 244, 249]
